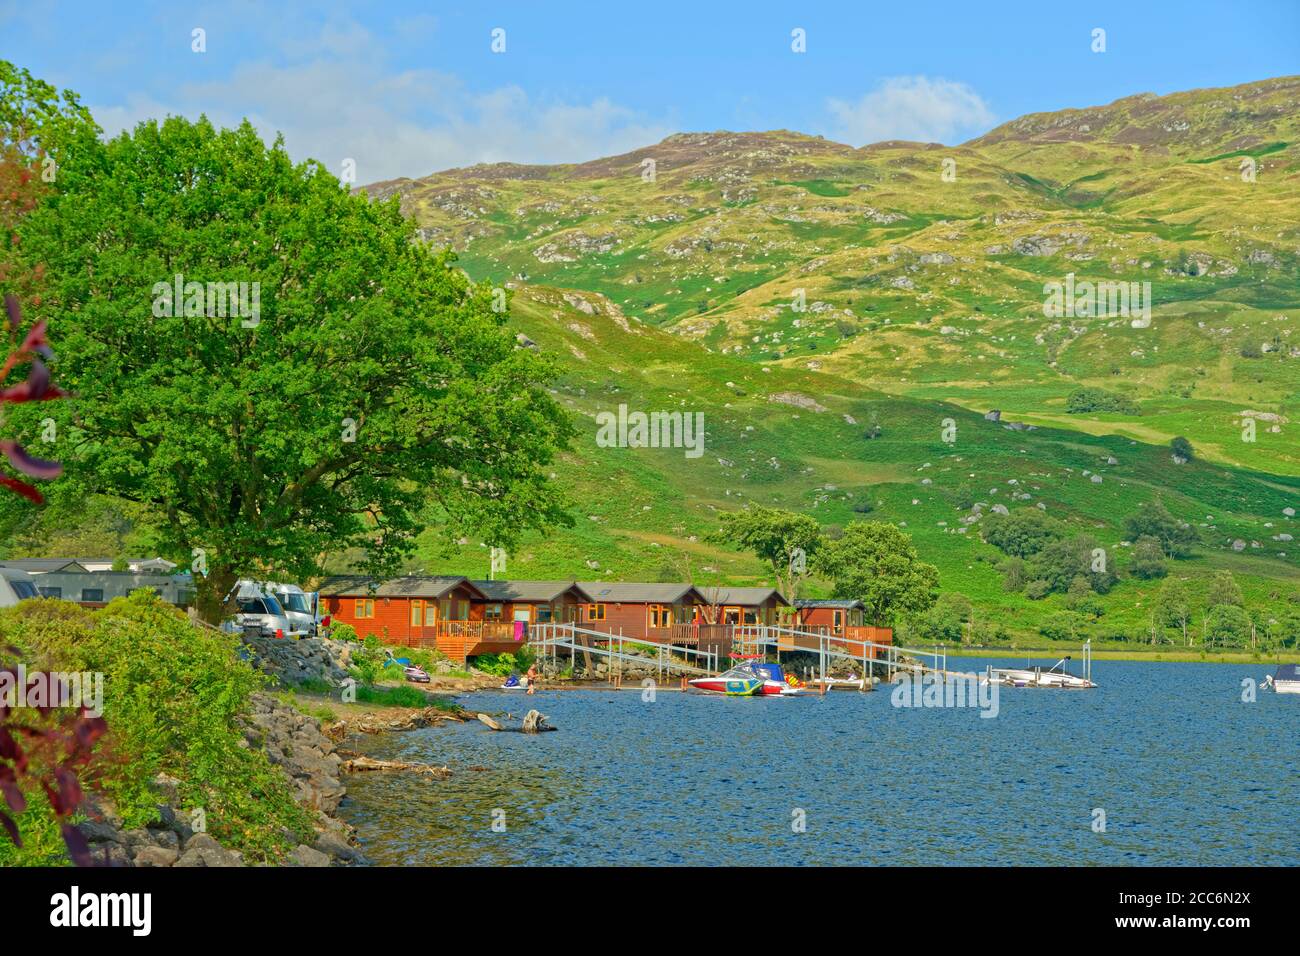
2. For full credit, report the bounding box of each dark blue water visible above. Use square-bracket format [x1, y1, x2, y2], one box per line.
[338, 659, 1298, 865]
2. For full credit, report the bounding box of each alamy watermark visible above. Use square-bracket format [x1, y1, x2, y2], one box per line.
[0, 666, 104, 718]
[151, 273, 261, 327]
[1042, 273, 1151, 327]
[595, 403, 704, 459]
[890, 670, 999, 718]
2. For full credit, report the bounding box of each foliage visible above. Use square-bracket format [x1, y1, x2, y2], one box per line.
[981, 508, 1065, 558]
[0, 294, 65, 503]
[913, 592, 971, 643]
[1124, 501, 1198, 558]
[0, 592, 314, 862]
[709, 506, 821, 599]
[1025, 534, 1117, 596]
[814, 521, 938, 626]
[1205, 603, 1251, 648]
[1207, 570, 1243, 608]
[1039, 610, 1089, 643]
[15, 115, 575, 621]
[1128, 535, 1169, 579]
[473, 649, 535, 677]
[0, 632, 106, 866]
[1170, 436, 1195, 461]
[1066, 387, 1139, 415]
[326, 621, 359, 643]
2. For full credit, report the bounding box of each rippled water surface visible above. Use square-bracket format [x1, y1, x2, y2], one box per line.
[338, 659, 1298, 866]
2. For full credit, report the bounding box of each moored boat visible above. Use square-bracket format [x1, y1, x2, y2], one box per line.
[688, 663, 765, 696]
[1263, 664, 1300, 694]
[985, 655, 1097, 689]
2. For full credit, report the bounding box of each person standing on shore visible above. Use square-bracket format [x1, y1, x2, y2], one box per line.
[526, 662, 539, 695]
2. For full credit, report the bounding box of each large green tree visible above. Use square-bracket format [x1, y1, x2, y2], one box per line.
[814, 521, 938, 626]
[13, 116, 574, 621]
[709, 505, 822, 600]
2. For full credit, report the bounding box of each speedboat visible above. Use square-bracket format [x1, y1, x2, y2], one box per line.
[750, 661, 810, 696]
[985, 656, 1096, 689]
[688, 664, 764, 696]
[403, 665, 431, 683]
[1263, 664, 1300, 694]
[500, 673, 527, 691]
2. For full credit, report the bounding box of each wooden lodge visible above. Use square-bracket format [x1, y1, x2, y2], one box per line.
[793, 599, 893, 658]
[318, 575, 891, 664]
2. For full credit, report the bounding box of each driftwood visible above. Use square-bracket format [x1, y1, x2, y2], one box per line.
[339, 754, 452, 777]
[522, 709, 556, 733]
[326, 705, 468, 739]
[476, 709, 556, 733]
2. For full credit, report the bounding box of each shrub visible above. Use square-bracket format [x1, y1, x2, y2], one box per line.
[982, 509, 1066, 558]
[0, 592, 314, 863]
[327, 621, 359, 643]
[1066, 387, 1139, 415]
[1128, 535, 1168, 579]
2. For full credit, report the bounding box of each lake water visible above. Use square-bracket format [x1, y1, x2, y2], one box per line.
[338, 658, 1298, 866]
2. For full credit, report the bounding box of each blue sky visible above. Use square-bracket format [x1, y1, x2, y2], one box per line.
[3, 1, 1296, 181]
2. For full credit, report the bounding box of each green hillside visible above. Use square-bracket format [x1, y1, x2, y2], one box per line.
[368, 77, 1299, 644]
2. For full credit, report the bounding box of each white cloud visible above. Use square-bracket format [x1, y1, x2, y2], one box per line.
[824, 76, 995, 146]
[89, 23, 673, 184]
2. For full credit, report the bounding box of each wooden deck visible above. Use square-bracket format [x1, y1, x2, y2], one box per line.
[384, 620, 529, 663]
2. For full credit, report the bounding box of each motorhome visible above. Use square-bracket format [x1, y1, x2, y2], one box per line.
[0, 567, 40, 607]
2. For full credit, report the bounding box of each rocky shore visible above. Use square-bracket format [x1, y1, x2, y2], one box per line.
[78, 691, 366, 867]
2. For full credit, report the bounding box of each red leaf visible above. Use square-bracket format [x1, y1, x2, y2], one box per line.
[0, 474, 43, 504]
[52, 766, 82, 813]
[0, 440, 61, 479]
[3, 293, 17, 332]
[0, 809, 21, 847]
[0, 360, 65, 403]
[0, 766, 26, 813]
[61, 822, 93, 866]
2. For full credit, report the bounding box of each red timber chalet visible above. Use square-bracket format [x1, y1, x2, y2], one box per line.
[318, 575, 523, 662]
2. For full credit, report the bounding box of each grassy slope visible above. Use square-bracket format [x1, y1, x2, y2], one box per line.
[405, 284, 1299, 641]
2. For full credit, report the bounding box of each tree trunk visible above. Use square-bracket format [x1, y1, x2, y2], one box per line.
[194, 566, 239, 626]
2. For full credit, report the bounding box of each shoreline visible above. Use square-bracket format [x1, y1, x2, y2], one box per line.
[922, 645, 1290, 665]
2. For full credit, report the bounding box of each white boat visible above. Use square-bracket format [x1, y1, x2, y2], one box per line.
[1263, 664, 1300, 694]
[985, 653, 1096, 689]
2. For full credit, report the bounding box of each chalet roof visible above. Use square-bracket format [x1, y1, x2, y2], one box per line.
[576, 582, 702, 604]
[0, 559, 91, 574]
[318, 575, 488, 600]
[470, 580, 585, 602]
[696, 586, 789, 607]
[795, 599, 863, 609]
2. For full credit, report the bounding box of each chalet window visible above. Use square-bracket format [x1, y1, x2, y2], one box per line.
[587, 603, 606, 621]
[647, 604, 671, 629]
[425, 602, 436, 626]
[439, 598, 451, 621]
[536, 605, 553, 623]
[411, 601, 422, 626]
[722, 607, 741, 625]
[81, 589, 104, 603]
[355, 598, 375, 619]
[833, 609, 844, 630]
[484, 603, 504, 620]
[743, 609, 759, 625]
[38, 587, 62, 599]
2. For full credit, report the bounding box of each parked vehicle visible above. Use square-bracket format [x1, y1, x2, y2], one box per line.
[236, 580, 310, 638]
[260, 582, 316, 638]
[0, 567, 40, 607]
[225, 583, 295, 640]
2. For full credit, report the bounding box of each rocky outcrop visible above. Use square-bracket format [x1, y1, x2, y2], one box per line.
[242, 633, 352, 686]
[77, 693, 368, 867]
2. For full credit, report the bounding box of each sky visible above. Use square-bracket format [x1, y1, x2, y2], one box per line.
[2, 1, 1297, 183]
